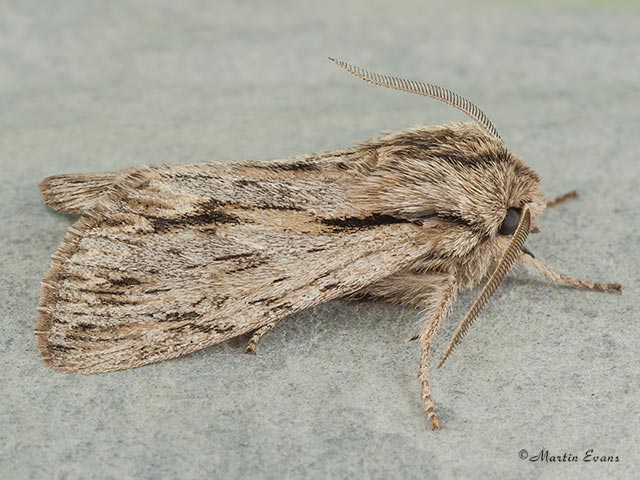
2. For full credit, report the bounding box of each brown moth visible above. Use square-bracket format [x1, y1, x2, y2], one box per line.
[37, 58, 621, 429]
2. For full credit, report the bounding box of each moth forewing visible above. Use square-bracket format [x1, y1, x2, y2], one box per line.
[37, 154, 439, 374]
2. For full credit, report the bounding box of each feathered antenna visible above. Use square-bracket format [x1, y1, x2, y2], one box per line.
[438, 205, 531, 368]
[329, 57, 502, 142]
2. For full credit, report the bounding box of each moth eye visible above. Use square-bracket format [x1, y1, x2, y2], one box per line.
[498, 207, 521, 235]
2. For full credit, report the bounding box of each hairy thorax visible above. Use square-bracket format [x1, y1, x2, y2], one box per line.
[398, 233, 511, 292]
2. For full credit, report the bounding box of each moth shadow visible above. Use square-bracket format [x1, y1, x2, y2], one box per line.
[212, 298, 416, 359]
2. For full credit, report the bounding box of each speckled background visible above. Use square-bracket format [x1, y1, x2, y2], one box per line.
[1, 1, 638, 478]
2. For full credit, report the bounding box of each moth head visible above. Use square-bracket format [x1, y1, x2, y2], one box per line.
[492, 153, 546, 238]
[438, 202, 533, 368]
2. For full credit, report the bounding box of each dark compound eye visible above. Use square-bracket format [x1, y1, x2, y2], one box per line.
[498, 207, 521, 235]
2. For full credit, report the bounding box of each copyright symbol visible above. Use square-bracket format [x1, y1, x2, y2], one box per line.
[519, 449, 528, 460]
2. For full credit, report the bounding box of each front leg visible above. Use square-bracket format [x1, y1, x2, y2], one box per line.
[417, 276, 457, 430]
[363, 272, 458, 429]
[520, 253, 621, 292]
[545, 189, 578, 208]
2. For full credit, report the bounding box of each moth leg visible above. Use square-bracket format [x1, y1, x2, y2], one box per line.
[520, 253, 621, 292]
[245, 320, 280, 355]
[363, 272, 458, 429]
[416, 276, 457, 430]
[545, 190, 577, 208]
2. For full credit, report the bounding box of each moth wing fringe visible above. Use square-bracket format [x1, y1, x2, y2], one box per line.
[37, 168, 153, 371]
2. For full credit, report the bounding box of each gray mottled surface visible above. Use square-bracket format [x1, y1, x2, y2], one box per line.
[1, 1, 638, 478]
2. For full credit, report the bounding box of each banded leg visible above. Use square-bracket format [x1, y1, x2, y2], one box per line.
[545, 190, 577, 208]
[520, 253, 621, 292]
[417, 276, 457, 430]
[363, 272, 458, 429]
[245, 319, 281, 354]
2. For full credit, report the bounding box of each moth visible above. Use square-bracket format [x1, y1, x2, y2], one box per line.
[37, 58, 621, 429]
